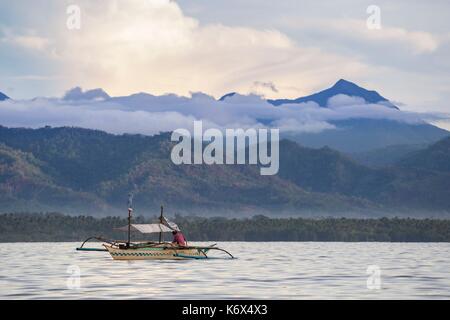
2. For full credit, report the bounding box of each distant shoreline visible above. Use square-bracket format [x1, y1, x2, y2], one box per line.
[1, 212, 449, 242]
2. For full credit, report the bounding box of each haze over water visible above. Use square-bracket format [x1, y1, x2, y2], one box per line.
[1, 242, 449, 299]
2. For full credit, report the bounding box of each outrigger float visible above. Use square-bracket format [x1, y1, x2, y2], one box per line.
[76, 200, 234, 260]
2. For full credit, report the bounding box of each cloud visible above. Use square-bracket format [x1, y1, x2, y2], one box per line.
[63, 87, 110, 101]
[250, 81, 279, 97]
[1, 0, 449, 115]
[0, 90, 444, 137]
[270, 118, 335, 133]
[285, 18, 441, 54]
[327, 94, 366, 108]
[10, 35, 50, 50]
[0, 98, 202, 135]
[0, 27, 50, 51]
[19, 0, 366, 100]
[337, 19, 440, 54]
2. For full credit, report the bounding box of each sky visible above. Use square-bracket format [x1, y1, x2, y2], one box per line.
[0, 0, 449, 127]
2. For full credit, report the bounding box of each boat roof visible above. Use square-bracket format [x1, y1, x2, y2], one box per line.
[116, 223, 175, 234]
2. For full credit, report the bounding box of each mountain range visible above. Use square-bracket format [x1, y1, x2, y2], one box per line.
[0, 125, 449, 217]
[221, 79, 449, 153]
[2, 79, 448, 156]
[1, 79, 449, 217]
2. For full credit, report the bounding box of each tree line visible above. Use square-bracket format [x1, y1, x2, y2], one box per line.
[1, 212, 449, 242]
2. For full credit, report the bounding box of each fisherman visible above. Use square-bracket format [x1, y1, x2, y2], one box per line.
[172, 230, 187, 246]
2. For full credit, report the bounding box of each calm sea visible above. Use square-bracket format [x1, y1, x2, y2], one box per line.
[0, 242, 449, 299]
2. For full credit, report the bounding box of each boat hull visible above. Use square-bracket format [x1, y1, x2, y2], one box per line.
[104, 245, 208, 260]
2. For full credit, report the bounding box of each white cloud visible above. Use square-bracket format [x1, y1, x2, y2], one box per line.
[337, 19, 440, 54]
[39, 0, 367, 100]
[271, 118, 335, 133]
[0, 91, 443, 137]
[327, 94, 366, 108]
[0, 28, 50, 51]
[285, 18, 441, 54]
[11, 35, 50, 50]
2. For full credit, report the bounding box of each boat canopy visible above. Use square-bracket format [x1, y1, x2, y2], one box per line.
[116, 223, 176, 234]
[161, 216, 180, 231]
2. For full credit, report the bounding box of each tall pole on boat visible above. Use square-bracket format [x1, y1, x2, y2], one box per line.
[127, 193, 133, 247]
[159, 205, 163, 243]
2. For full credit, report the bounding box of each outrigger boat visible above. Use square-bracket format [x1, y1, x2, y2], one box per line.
[76, 199, 234, 260]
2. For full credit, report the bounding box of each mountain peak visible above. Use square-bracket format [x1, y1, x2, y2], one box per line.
[333, 79, 358, 88]
[0, 91, 10, 101]
[268, 79, 398, 109]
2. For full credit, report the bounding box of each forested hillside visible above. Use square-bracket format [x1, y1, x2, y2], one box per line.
[1, 126, 450, 216]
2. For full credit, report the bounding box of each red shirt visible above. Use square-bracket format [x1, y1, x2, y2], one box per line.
[173, 232, 187, 246]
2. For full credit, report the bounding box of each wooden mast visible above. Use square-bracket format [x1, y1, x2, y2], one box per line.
[127, 194, 133, 247]
[159, 205, 164, 243]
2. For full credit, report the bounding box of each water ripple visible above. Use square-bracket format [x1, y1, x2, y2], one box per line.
[0, 242, 449, 299]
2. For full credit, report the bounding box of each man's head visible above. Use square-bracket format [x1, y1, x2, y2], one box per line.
[172, 230, 178, 235]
